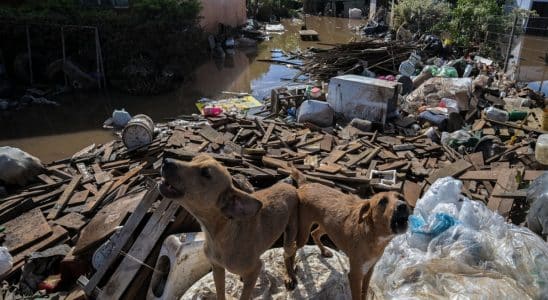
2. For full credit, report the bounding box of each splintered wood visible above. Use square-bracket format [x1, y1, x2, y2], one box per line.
[1, 106, 545, 297]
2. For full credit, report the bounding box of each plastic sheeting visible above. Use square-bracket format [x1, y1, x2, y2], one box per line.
[370, 177, 548, 300]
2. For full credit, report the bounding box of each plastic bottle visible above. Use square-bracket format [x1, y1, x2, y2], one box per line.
[508, 110, 528, 121]
[463, 64, 473, 77]
[484, 107, 509, 122]
[535, 134, 548, 165]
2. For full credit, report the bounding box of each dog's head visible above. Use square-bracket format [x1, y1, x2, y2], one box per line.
[160, 155, 262, 219]
[358, 192, 410, 235]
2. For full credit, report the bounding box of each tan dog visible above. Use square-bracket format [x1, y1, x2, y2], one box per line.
[159, 155, 299, 300]
[291, 172, 410, 300]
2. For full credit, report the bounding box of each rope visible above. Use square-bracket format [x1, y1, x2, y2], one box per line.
[119, 250, 168, 275]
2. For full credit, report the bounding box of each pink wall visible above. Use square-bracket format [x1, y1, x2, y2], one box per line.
[200, 0, 247, 33]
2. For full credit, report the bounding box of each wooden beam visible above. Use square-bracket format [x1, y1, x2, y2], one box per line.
[80, 187, 159, 296]
[47, 175, 82, 220]
[97, 199, 179, 299]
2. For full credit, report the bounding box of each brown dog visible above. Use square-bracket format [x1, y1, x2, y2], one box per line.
[291, 172, 410, 300]
[160, 155, 299, 300]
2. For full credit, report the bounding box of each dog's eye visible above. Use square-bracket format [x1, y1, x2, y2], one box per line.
[200, 167, 211, 179]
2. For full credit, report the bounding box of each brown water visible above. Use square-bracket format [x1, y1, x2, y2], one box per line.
[0, 17, 365, 162]
[516, 35, 548, 95]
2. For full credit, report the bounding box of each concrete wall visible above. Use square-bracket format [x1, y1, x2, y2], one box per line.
[200, 0, 247, 33]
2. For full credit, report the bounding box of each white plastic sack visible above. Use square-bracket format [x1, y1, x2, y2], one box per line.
[0, 147, 44, 186]
[370, 177, 548, 300]
[297, 100, 334, 127]
[0, 247, 12, 277]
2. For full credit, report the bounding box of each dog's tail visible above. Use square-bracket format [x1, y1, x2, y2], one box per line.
[290, 167, 307, 187]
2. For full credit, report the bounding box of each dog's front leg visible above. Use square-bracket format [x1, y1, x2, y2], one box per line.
[348, 261, 364, 300]
[212, 264, 226, 300]
[361, 261, 377, 299]
[239, 261, 262, 300]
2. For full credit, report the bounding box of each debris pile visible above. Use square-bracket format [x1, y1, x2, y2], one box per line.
[302, 39, 417, 81]
[0, 34, 547, 298]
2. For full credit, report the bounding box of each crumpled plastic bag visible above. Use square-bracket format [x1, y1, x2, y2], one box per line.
[369, 177, 548, 300]
[0, 247, 13, 277]
[0, 147, 44, 186]
[527, 173, 548, 239]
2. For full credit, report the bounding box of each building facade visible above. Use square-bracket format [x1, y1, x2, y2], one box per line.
[200, 0, 247, 33]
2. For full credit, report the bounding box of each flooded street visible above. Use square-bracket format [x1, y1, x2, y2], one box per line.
[1, 16, 545, 162]
[516, 34, 548, 95]
[0, 16, 365, 162]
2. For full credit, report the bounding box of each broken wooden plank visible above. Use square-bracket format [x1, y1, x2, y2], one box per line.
[487, 169, 520, 218]
[76, 163, 94, 183]
[83, 183, 99, 196]
[47, 175, 82, 220]
[53, 212, 86, 231]
[81, 187, 159, 296]
[107, 164, 144, 194]
[304, 172, 370, 184]
[81, 181, 114, 215]
[345, 149, 371, 167]
[262, 156, 290, 170]
[321, 149, 346, 164]
[3, 208, 52, 254]
[427, 159, 472, 184]
[97, 199, 179, 299]
[37, 174, 56, 185]
[403, 181, 422, 207]
[68, 190, 89, 207]
[7, 225, 68, 277]
[261, 123, 275, 144]
[320, 134, 333, 152]
[316, 164, 342, 174]
[377, 160, 407, 171]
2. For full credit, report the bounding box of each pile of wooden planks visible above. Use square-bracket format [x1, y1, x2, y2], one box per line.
[302, 39, 417, 81]
[0, 110, 545, 298]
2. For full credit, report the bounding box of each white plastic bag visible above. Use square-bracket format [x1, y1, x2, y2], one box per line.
[297, 100, 334, 127]
[370, 177, 548, 300]
[0, 147, 44, 186]
[0, 247, 13, 277]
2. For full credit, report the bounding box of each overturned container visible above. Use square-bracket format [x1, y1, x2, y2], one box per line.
[147, 232, 209, 300]
[327, 75, 400, 124]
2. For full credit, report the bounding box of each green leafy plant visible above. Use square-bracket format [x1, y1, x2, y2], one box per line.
[393, 0, 452, 35]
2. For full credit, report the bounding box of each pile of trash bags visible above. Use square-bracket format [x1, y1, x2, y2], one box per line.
[370, 177, 548, 299]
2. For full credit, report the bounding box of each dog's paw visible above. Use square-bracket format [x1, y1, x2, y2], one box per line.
[321, 249, 334, 258]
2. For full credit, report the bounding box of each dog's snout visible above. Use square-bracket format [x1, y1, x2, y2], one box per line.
[396, 201, 409, 213]
[161, 158, 179, 178]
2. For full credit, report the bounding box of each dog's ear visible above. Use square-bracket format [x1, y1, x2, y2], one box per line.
[218, 186, 262, 219]
[358, 201, 371, 224]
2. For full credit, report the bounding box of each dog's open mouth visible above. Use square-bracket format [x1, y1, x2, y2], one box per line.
[159, 179, 184, 198]
[391, 211, 409, 234]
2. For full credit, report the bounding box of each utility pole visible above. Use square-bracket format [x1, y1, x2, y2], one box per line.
[504, 14, 518, 73]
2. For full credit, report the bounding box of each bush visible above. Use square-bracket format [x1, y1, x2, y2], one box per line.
[393, 0, 451, 35]
[0, 0, 207, 94]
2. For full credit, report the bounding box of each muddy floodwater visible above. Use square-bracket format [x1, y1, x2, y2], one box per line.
[1, 16, 546, 162]
[0, 17, 365, 162]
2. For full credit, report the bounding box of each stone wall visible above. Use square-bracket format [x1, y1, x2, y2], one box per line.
[200, 0, 246, 33]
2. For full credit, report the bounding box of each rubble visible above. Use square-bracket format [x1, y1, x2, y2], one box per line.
[0, 34, 546, 299]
